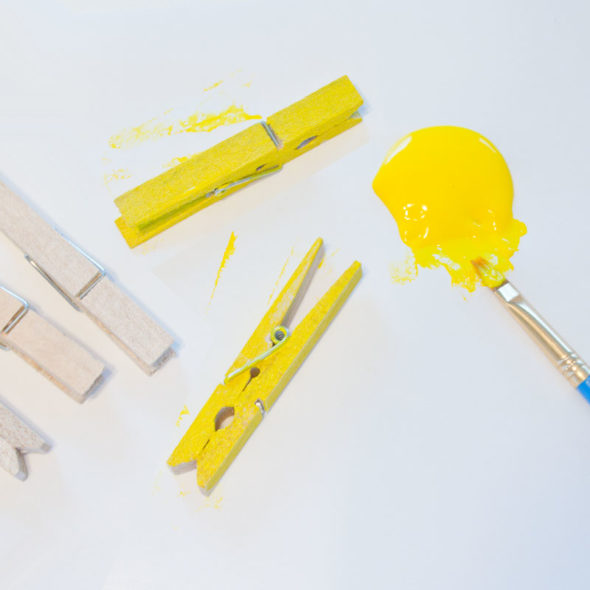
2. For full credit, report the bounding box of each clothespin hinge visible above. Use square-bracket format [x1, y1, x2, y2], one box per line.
[25, 232, 106, 310]
[0, 287, 30, 351]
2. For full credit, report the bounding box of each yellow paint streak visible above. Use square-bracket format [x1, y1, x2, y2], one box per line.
[390, 253, 418, 284]
[373, 126, 527, 291]
[162, 153, 200, 170]
[204, 80, 223, 91]
[176, 405, 190, 427]
[210, 232, 237, 303]
[267, 247, 294, 304]
[318, 248, 340, 271]
[109, 105, 262, 149]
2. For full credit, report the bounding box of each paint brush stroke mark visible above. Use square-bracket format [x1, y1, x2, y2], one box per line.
[390, 253, 418, 284]
[268, 247, 295, 304]
[318, 248, 339, 271]
[210, 232, 237, 304]
[176, 405, 190, 427]
[104, 168, 132, 184]
[109, 105, 262, 149]
[204, 80, 223, 91]
[162, 153, 201, 170]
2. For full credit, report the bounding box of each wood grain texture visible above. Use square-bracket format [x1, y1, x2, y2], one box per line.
[81, 277, 175, 374]
[0, 182, 100, 296]
[0, 182, 175, 374]
[0, 291, 106, 402]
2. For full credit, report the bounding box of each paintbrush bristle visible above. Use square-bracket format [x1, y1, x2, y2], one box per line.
[472, 257, 506, 288]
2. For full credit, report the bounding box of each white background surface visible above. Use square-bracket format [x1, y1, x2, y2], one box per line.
[1, 1, 590, 588]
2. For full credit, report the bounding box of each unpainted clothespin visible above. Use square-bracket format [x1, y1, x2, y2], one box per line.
[0, 399, 50, 480]
[0, 182, 175, 374]
[114, 76, 364, 246]
[0, 286, 105, 402]
[168, 238, 362, 492]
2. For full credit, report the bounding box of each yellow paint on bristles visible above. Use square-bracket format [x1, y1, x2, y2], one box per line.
[109, 105, 261, 149]
[471, 257, 506, 288]
[210, 232, 237, 303]
[373, 126, 527, 291]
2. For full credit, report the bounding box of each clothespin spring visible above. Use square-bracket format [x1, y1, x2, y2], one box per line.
[24, 232, 105, 310]
[0, 287, 30, 351]
[224, 326, 290, 384]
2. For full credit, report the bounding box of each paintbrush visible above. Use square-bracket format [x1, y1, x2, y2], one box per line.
[472, 258, 590, 400]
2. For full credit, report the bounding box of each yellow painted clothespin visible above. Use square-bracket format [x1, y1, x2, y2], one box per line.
[114, 76, 364, 247]
[168, 238, 362, 492]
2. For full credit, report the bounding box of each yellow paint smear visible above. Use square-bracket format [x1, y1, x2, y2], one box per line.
[390, 253, 418, 284]
[373, 126, 527, 291]
[267, 247, 294, 304]
[204, 80, 223, 91]
[104, 168, 131, 184]
[210, 232, 237, 303]
[176, 405, 189, 427]
[197, 496, 224, 511]
[162, 153, 200, 170]
[109, 105, 262, 149]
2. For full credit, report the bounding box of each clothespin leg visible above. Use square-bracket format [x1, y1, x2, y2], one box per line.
[0, 401, 50, 480]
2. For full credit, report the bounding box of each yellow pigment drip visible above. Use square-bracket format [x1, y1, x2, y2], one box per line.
[109, 105, 261, 149]
[210, 232, 237, 303]
[373, 126, 527, 291]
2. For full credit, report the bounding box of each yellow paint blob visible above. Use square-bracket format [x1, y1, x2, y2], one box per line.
[373, 126, 527, 291]
[210, 232, 237, 303]
[109, 105, 261, 149]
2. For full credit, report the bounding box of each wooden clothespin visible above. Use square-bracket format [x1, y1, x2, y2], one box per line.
[0, 399, 50, 480]
[0, 286, 105, 402]
[114, 76, 364, 247]
[168, 238, 362, 492]
[0, 182, 175, 374]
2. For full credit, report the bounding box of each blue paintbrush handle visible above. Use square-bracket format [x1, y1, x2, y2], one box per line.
[578, 377, 590, 402]
[492, 280, 590, 400]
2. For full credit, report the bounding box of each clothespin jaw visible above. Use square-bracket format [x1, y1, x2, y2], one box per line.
[268, 75, 363, 164]
[114, 76, 364, 247]
[0, 400, 50, 480]
[168, 238, 362, 492]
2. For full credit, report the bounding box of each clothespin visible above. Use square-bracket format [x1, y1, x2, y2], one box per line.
[168, 238, 362, 492]
[0, 286, 105, 402]
[0, 182, 175, 374]
[0, 399, 50, 480]
[114, 76, 364, 247]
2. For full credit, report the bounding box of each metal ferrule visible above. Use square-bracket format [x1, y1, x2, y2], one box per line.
[494, 281, 590, 387]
